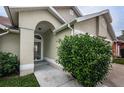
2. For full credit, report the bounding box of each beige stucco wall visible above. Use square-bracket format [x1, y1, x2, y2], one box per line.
[18, 9, 113, 76]
[19, 9, 64, 75]
[74, 16, 112, 41]
[0, 33, 20, 59]
[19, 10, 62, 30]
[74, 18, 97, 36]
[55, 7, 78, 22]
[20, 28, 34, 76]
[99, 16, 112, 40]
[43, 28, 71, 59]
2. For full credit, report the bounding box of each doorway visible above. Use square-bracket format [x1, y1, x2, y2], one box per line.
[34, 34, 43, 61]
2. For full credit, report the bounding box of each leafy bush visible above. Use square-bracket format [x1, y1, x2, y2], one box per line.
[57, 34, 112, 87]
[113, 58, 124, 64]
[0, 52, 19, 77]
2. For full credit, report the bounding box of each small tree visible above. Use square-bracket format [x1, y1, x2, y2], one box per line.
[57, 34, 112, 87]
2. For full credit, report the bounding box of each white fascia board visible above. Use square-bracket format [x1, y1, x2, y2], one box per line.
[53, 19, 77, 33]
[53, 23, 68, 33]
[0, 24, 7, 29]
[9, 29, 20, 34]
[72, 6, 83, 17]
[0, 31, 9, 37]
[48, 7, 66, 24]
[77, 10, 111, 23]
[107, 23, 116, 40]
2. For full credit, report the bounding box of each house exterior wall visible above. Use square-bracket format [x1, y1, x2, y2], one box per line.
[74, 16, 112, 41]
[17, 9, 113, 76]
[0, 33, 20, 59]
[19, 10, 63, 76]
[55, 7, 78, 22]
[20, 28, 34, 76]
[43, 28, 71, 60]
[74, 18, 97, 36]
[19, 10, 62, 30]
[99, 16, 112, 41]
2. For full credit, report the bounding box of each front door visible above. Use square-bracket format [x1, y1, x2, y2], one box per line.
[34, 42, 41, 60]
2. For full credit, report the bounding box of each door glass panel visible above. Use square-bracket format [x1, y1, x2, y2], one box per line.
[34, 42, 41, 60]
[34, 34, 41, 60]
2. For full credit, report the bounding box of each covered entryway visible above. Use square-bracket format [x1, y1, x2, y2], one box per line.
[19, 8, 62, 76]
[34, 21, 55, 70]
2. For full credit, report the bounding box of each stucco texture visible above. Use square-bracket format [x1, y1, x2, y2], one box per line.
[43, 28, 71, 59]
[74, 18, 97, 36]
[19, 9, 63, 65]
[55, 7, 78, 22]
[19, 10, 62, 30]
[0, 33, 20, 59]
[99, 16, 112, 40]
[74, 15, 112, 41]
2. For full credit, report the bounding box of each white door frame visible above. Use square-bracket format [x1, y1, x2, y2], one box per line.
[34, 34, 43, 61]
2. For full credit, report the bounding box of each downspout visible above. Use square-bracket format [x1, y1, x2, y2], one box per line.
[68, 24, 74, 36]
[96, 16, 99, 36]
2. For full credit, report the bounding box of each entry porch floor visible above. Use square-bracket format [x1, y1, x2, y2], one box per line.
[34, 61, 82, 87]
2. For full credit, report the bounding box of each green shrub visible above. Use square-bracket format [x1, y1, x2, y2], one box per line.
[0, 52, 19, 77]
[57, 34, 112, 87]
[113, 58, 124, 64]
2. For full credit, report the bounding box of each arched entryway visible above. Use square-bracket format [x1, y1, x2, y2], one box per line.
[34, 21, 55, 65]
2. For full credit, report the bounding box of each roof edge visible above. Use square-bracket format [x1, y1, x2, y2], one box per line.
[72, 6, 83, 17]
[77, 9, 112, 23]
[4, 6, 14, 26]
[48, 7, 66, 24]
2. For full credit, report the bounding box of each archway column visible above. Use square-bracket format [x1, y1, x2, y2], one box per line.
[20, 28, 34, 76]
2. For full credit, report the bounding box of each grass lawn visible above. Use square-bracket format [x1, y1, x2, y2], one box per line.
[0, 73, 40, 87]
[113, 58, 124, 65]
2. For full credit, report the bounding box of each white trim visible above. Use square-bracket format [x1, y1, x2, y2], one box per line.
[0, 24, 7, 29]
[20, 64, 34, 71]
[72, 6, 83, 17]
[5, 6, 83, 26]
[0, 31, 9, 37]
[53, 9, 116, 40]
[48, 7, 66, 24]
[20, 27, 34, 31]
[77, 9, 112, 23]
[44, 57, 63, 70]
[9, 29, 20, 34]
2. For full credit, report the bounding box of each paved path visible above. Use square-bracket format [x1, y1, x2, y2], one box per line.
[35, 62, 124, 87]
[103, 63, 124, 87]
[34, 61, 82, 87]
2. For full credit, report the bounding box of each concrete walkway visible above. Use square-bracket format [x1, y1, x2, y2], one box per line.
[34, 61, 82, 87]
[35, 62, 124, 87]
[103, 63, 124, 87]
